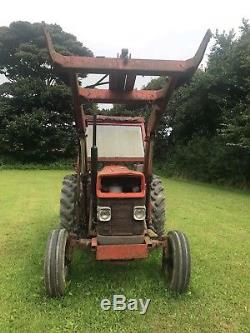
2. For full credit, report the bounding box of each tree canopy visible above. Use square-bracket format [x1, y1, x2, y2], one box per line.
[151, 19, 250, 185]
[0, 21, 92, 160]
[0, 21, 92, 82]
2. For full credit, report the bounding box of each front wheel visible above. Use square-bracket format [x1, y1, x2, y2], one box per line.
[44, 229, 70, 297]
[162, 230, 191, 293]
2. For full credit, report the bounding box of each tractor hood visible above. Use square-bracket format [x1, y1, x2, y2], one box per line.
[96, 165, 145, 199]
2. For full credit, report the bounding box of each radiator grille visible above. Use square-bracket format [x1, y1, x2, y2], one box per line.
[97, 198, 145, 236]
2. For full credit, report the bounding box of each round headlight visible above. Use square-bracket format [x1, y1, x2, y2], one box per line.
[97, 207, 111, 222]
[133, 206, 146, 221]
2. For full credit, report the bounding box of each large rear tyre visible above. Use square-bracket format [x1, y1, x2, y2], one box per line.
[162, 230, 191, 293]
[60, 174, 77, 231]
[150, 175, 166, 236]
[44, 229, 70, 297]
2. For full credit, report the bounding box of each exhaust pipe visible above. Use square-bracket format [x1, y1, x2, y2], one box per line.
[91, 114, 98, 223]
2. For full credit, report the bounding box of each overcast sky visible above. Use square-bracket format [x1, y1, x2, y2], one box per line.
[1, 0, 249, 97]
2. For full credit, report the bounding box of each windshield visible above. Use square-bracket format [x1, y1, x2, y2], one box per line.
[86, 124, 144, 160]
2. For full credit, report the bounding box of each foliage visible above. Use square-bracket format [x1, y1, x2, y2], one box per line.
[0, 21, 92, 82]
[149, 19, 250, 186]
[0, 21, 93, 161]
[0, 155, 74, 170]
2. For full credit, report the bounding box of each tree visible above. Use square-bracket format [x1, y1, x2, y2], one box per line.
[0, 21, 93, 161]
[0, 21, 92, 83]
[146, 20, 250, 185]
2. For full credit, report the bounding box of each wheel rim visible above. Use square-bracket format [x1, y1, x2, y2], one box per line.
[163, 240, 174, 281]
[64, 257, 69, 281]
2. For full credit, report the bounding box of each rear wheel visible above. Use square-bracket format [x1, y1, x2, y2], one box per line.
[60, 174, 77, 231]
[162, 230, 191, 293]
[44, 229, 70, 297]
[150, 175, 166, 236]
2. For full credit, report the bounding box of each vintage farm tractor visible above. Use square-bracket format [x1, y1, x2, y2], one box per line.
[42, 24, 211, 297]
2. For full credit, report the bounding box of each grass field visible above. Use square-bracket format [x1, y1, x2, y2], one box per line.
[0, 170, 249, 333]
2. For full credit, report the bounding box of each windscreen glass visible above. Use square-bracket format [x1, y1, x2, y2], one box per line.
[86, 124, 144, 159]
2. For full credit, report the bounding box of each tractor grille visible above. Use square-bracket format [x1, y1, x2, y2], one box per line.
[97, 198, 145, 236]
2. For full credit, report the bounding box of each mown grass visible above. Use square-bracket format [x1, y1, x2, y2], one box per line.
[0, 170, 249, 333]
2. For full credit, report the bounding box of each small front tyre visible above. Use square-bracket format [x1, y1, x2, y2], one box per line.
[162, 230, 191, 293]
[44, 229, 70, 297]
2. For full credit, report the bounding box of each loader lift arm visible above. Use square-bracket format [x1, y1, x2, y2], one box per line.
[42, 23, 211, 123]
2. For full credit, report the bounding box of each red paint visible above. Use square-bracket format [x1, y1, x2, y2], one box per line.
[79, 87, 162, 104]
[86, 115, 145, 124]
[43, 22, 211, 77]
[96, 165, 145, 199]
[87, 157, 144, 163]
[91, 237, 97, 248]
[96, 243, 148, 260]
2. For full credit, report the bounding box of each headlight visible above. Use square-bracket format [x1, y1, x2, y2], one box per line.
[133, 206, 146, 221]
[97, 206, 111, 222]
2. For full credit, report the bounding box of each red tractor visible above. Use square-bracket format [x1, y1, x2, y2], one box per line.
[42, 23, 211, 297]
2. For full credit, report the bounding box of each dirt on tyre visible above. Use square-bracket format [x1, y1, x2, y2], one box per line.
[44, 228, 70, 297]
[162, 230, 191, 293]
[150, 175, 166, 236]
[60, 174, 77, 231]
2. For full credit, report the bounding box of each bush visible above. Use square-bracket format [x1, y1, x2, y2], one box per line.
[156, 136, 250, 187]
[0, 155, 74, 170]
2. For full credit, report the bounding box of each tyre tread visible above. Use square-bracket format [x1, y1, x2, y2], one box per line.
[150, 175, 166, 236]
[60, 174, 77, 230]
[163, 230, 191, 293]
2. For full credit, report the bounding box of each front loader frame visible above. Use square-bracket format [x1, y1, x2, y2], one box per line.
[42, 23, 211, 229]
[67, 233, 168, 260]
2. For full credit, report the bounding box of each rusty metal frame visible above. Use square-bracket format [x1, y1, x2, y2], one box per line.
[42, 22, 211, 131]
[79, 87, 161, 104]
[42, 22, 211, 127]
[68, 233, 167, 260]
[43, 23, 211, 80]
[86, 115, 145, 124]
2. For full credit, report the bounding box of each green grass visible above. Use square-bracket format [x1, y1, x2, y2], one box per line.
[0, 170, 249, 333]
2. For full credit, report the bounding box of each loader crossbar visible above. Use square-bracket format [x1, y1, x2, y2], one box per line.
[43, 23, 211, 83]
